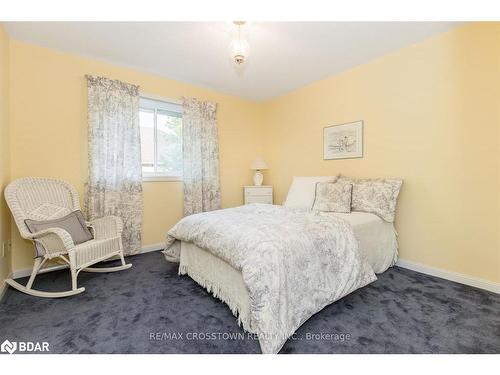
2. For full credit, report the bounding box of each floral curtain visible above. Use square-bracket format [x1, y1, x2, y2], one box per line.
[85, 75, 143, 255]
[182, 97, 221, 216]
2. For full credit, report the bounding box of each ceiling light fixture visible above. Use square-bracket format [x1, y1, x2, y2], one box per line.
[230, 21, 249, 66]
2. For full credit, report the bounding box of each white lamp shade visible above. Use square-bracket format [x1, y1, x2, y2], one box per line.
[250, 157, 268, 170]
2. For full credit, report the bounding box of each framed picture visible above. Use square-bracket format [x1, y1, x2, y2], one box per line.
[323, 120, 363, 160]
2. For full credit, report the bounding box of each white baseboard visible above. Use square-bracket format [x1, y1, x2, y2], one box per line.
[1, 243, 164, 301]
[10, 264, 68, 279]
[0, 280, 8, 302]
[8, 243, 164, 280]
[141, 242, 164, 254]
[396, 259, 500, 294]
[3, 249, 498, 301]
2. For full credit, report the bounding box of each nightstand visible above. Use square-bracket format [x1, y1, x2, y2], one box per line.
[243, 186, 273, 205]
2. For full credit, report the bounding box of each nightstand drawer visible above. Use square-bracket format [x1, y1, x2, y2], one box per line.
[243, 186, 273, 205]
[245, 195, 273, 204]
[245, 187, 272, 196]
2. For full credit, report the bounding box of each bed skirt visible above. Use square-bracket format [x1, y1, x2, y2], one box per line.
[179, 241, 256, 334]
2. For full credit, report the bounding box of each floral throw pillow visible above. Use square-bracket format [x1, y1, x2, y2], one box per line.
[312, 182, 353, 213]
[338, 176, 403, 222]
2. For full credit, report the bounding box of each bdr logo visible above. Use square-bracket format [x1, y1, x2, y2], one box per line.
[1, 340, 16, 354]
[1, 339, 50, 354]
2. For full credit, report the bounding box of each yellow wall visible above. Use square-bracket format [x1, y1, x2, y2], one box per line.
[4, 23, 500, 285]
[0, 25, 11, 288]
[8, 40, 264, 271]
[263, 23, 500, 283]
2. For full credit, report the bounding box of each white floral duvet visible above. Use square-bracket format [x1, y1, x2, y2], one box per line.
[163, 204, 377, 353]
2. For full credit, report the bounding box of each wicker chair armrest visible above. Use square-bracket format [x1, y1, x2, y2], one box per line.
[87, 215, 123, 240]
[26, 227, 75, 258]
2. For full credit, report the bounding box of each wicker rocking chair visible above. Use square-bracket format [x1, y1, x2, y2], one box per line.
[4, 177, 132, 298]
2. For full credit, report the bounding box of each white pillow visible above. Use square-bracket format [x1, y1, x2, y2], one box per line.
[284, 175, 338, 209]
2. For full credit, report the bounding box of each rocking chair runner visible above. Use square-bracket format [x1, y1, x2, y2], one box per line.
[4, 177, 132, 298]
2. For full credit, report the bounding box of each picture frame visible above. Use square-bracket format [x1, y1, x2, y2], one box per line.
[323, 120, 363, 160]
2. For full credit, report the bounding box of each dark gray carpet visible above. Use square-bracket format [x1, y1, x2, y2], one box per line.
[0, 251, 499, 354]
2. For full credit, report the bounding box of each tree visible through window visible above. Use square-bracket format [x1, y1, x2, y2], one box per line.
[139, 97, 182, 179]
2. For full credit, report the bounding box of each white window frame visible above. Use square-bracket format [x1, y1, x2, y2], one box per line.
[140, 96, 183, 182]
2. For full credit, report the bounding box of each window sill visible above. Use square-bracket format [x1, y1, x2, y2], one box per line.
[142, 176, 183, 182]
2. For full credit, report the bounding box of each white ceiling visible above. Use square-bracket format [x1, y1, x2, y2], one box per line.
[4, 22, 459, 101]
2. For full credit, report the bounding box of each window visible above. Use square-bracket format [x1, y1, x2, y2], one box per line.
[139, 97, 182, 181]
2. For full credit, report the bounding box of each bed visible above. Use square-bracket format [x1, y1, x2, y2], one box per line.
[163, 203, 398, 354]
[178, 209, 397, 329]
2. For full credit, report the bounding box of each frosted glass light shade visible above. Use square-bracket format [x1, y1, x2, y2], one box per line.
[250, 157, 268, 170]
[230, 38, 249, 65]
